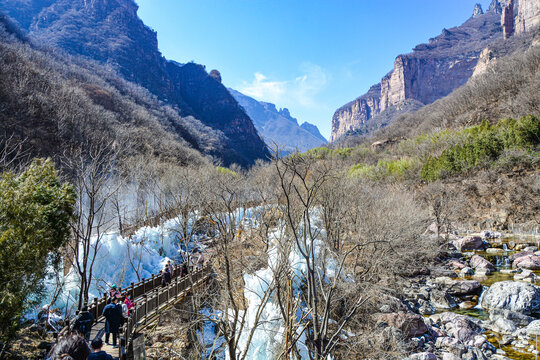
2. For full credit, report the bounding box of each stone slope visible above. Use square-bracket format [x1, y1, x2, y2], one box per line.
[331, 1, 526, 142]
[1, 0, 270, 167]
[229, 89, 327, 153]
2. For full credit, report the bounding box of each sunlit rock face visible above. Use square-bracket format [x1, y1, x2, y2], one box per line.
[331, 5, 506, 142]
[515, 0, 540, 35]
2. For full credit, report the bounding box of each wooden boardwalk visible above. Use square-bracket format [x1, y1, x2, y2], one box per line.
[65, 266, 211, 360]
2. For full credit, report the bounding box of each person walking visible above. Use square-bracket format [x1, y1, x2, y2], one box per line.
[167, 260, 175, 277]
[71, 306, 94, 340]
[102, 298, 123, 347]
[108, 285, 121, 299]
[88, 339, 113, 360]
[120, 296, 129, 320]
[124, 293, 135, 314]
[179, 262, 188, 277]
[161, 266, 172, 288]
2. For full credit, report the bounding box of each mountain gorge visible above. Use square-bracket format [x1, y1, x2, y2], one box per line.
[0, 0, 270, 167]
[229, 89, 327, 153]
[331, 0, 538, 142]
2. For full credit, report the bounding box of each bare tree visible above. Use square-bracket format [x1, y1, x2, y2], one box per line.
[64, 140, 120, 310]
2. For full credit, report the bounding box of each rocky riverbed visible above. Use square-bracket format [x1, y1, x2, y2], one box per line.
[378, 231, 540, 360]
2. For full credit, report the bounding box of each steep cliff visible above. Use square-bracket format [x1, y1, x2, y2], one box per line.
[331, 5, 505, 142]
[1, 0, 270, 167]
[515, 0, 540, 35]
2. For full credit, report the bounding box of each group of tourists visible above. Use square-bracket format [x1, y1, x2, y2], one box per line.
[48, 255, 205, 359]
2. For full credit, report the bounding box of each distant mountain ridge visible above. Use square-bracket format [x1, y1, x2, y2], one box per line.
[331, 0, 539, 142]
[229, 89, 327, 153]
[1, 0, 270, 167]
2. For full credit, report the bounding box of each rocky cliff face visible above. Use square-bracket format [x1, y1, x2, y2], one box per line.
[1, 0, 270, 167]
[516, 0, 540, 35]
[331, 5, 506, 142]
[229, 89, 327, 153]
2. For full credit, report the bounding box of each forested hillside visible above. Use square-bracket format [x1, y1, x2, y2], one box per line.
[0, 14, 226, 169]
[0, 0, 271, 167]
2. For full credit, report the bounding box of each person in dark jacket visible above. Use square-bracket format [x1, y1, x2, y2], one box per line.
[161, 266, 172, 288]
[88, 339, 113, 360]
[71, 306, 94, 340]
[102, 297, 123, 347]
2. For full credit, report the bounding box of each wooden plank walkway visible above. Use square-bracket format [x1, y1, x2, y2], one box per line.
[89, 319, 119, 359]
[72, 267, 212, 360]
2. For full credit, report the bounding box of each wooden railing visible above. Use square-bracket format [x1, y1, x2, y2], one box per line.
[85, 265, 185, 323]
[60, 264, 212, 359]
[121, 266, 211, 359]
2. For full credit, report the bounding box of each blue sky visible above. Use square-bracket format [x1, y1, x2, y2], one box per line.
[136, 0, 492, 138]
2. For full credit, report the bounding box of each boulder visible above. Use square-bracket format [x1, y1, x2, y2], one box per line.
[514, 255, 540, 270]
[410, 353, 437, 360]
[514, 269, 537, 281]
[489, 308, 535, 326]
[442, 353, 461, 360]
[493, 317, 517, 334]
[509, 251, 535, 262]
[453, 236, 484, 251]
[430, 289, 457, 309]
[459, 267, 474, 278]
[482, 281, 540, 315]
[447, 280, 483, 297]
[449, 260, 467, 270]
[378, 312, 428, 338]
[526, 320, 540, 336]
[470, 255, 495, 274]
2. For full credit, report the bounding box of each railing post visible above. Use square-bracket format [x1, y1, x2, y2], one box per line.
[130, 282, 135, 299]
[93, 297, 98, 322]
[151, 274, 155, 291]
[144, 294, 148, 326]
[142, 277, 146, 293]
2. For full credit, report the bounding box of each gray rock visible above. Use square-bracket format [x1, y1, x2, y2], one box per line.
[454, 236, 484, 251]
[526, 320, 540, 336]
[442, 353, 461, 360]
[489, 309, 535, 326]
[430, 289, 457, 309]
[447, 280, 483, 297]
[493, 317, 517, 334]
[459, 267, 474, 278]
[470, 255, 495, 274]
[410, 353, 437, 360]
[482, 281, 540, 315]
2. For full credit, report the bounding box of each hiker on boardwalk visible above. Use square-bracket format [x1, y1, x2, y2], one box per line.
[196, 252, 205, 268]
[47, 334, 90, 360]
[108, 284, 121, 299]
[123, 293, 135, 314]
[168, 260, 175, 277]
[70, 305, 94, 340]
[179, 262, 188, 277]
[120, 296, 129, 319]
[88, 339, 113, 360]
[161, 266, 172, 287]
[102, 297, 123, 347]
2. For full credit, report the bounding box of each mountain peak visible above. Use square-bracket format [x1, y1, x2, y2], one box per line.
[473, 3, 484, 18]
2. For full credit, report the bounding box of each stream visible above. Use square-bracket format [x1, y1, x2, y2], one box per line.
[451, 234, 540, 360]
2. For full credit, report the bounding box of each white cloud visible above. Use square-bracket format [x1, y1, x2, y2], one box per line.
[238, 63, 329, 108]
